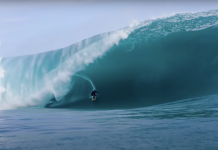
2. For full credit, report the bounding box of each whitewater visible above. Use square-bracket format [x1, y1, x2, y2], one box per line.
[0, 10, 218, 150]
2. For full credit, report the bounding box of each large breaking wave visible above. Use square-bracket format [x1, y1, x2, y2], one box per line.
[1, 10, 218, 109]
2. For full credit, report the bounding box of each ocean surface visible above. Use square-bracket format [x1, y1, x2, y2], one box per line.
[1, 95, 218, 150]
[1, 10, 218, 149]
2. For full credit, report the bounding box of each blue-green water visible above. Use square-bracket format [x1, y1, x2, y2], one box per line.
[1, 10, 218, 149]
[1, 10, 218, 109]
[1, 94, 218, 150]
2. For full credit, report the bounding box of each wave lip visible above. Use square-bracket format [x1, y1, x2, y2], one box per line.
[0, 24, 138, 109]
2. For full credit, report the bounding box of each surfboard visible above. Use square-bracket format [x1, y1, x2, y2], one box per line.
[92, 96, 96, 102]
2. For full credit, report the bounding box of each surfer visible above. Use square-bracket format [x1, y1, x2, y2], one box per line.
[91, 90, 98, 101]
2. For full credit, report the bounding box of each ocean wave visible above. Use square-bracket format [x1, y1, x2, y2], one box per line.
[1, 9, 218, 109]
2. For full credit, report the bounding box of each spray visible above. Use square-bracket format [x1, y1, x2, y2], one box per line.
[0, 58, 5, 100]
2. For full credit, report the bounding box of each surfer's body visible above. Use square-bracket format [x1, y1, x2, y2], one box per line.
[91, 90, 98, 101]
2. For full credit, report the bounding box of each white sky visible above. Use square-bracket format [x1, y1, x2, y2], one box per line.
[0, 0, 218, 57]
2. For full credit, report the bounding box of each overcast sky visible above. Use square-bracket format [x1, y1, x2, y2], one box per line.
[0, 0, 218, 57]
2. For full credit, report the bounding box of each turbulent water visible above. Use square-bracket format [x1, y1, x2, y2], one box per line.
[0, 10, 218, 149]
[1, 10, 218, 109]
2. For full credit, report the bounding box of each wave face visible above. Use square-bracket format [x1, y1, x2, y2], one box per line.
[1, 10, 218, 109]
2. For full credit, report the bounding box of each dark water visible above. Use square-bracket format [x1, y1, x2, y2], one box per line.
[1, 94, 218, 150]
[56, 26, 218, 109]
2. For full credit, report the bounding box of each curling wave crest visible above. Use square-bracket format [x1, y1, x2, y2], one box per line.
[1, 10, 218, 109]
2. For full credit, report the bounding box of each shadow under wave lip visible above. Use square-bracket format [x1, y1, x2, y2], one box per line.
[54, 27, 218, 110]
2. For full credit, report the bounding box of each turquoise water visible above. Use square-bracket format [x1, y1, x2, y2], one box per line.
[1, 10, 218, 109]
[1, 94, 218, 150]
[1, 10, 218, 149]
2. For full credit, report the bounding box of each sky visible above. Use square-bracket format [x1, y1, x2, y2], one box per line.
[0, 0, 218, 57]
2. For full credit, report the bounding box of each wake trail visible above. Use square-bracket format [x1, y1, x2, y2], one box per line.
[74, 74, 96, 91]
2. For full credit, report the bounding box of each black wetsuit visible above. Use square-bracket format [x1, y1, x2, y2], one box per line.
[91, 90, 98, 97]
